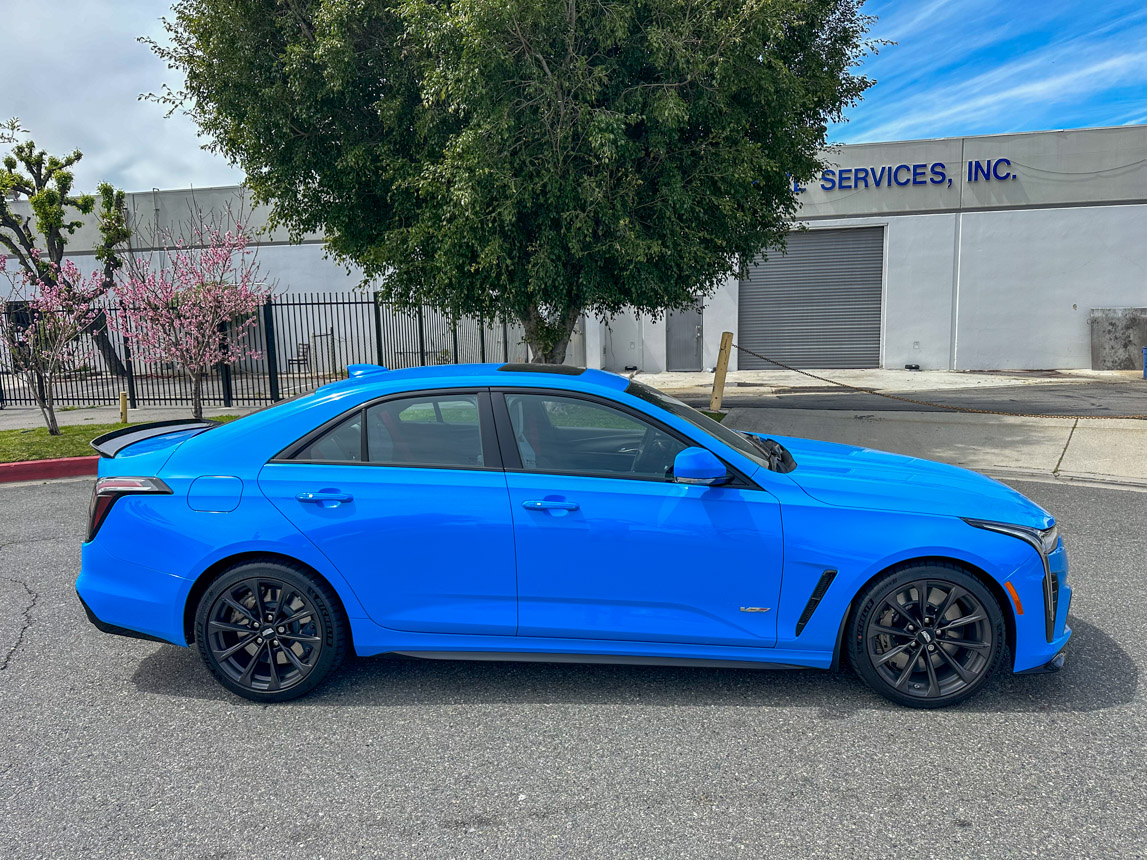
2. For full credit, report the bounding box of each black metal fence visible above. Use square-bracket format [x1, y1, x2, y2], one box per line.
[0, 292, 535, 409]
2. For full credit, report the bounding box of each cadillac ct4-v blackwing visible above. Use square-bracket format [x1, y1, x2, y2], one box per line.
[77, 363, 1071, 707]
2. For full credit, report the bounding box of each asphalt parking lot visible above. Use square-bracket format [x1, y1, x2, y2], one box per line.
[1, 477, 1145, 859]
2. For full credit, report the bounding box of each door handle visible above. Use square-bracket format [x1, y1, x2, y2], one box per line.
[522, 500, 579, 511]
[296, 490, 354, 507]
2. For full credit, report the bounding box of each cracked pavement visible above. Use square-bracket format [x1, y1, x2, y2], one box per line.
[0, 477, 1145, 859]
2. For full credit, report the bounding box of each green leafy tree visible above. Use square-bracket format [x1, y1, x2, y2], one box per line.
[148, 0, 873, 362]
[0, 132, 131, 375]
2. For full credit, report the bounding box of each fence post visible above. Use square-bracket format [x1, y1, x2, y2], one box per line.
[122, 334, 138, 410]
[417, 306, 427, 365]
[262, 297, 280, 402]
[502, 319, 510, 362]
[478, 312, 486, 363]
[218, 322, 234, 408]
[373, 292, 385, 367]
[451, 320, 459, 364]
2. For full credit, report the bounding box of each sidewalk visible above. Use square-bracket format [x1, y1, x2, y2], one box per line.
[0, 405, 258, 433]
[723, 407, 1147, 487]
[637, 367, 1144, 395]
[639, 367, 1147, 487]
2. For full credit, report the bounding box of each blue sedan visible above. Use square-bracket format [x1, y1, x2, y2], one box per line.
[76, 363, 1071, 707]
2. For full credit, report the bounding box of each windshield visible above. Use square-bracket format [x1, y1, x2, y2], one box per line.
[624, 380, 775, 471]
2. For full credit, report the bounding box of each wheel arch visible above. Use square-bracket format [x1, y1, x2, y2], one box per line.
[833, 554, 1016, 672]
[183, 551, 353, 649]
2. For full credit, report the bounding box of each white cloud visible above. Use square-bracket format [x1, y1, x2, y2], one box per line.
[0, 0, 243, 192]
[837, 0, 1147, 143]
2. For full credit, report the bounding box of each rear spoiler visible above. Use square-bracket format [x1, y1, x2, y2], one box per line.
[90, 419, 219, 459]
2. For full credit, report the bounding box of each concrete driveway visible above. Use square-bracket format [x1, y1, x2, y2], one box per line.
[1, 478, 1144, 859]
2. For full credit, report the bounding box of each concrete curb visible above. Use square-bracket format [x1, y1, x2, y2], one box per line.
[0, 456, 98, 484]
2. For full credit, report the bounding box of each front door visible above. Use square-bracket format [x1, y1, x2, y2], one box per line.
[666, 305, 704, 371]
[259, 390, 518, 635]
[496, 390, 782, 647]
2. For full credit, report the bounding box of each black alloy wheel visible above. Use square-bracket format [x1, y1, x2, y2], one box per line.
[849, 564, 1006, 708]
[195, 560, 348, 702]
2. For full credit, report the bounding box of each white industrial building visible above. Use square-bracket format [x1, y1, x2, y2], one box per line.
[603, 123, 1147, 373]
[10, 123, 1147, 374]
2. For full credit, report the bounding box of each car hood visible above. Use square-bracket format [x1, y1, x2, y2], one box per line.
[762, 434, 1053, 528]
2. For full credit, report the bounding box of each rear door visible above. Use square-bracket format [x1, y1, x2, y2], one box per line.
[259, 389, 518, 635]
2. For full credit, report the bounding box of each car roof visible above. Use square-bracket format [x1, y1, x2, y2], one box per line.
[318, 362, 631, 396]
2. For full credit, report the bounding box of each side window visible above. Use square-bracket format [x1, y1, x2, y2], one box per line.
[365, 394, 484, 468]
[504, 393, 687, 479]
[292, 412, 363, 462]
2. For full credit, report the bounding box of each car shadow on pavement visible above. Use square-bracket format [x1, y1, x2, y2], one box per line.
[131, 616, 1133, 716]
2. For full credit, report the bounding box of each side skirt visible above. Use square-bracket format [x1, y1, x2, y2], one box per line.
[391, 651, 806, 670]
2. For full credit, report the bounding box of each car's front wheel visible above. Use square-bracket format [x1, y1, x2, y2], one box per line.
[194, 560, 348, 702]
[848, 563, 1006, 708]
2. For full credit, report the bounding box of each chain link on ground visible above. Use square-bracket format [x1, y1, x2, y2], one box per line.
[730, 342, 1147, 420]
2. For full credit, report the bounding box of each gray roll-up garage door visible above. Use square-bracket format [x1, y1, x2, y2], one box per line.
[738, 227, 884, 369]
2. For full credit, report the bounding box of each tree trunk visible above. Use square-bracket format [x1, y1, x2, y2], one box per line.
[32, 369, 60, 435]
[522, 307, 581, 365]
[85, 311, 128, 377]
[190, 372, 204, 420]
[43, 403, 60, 436]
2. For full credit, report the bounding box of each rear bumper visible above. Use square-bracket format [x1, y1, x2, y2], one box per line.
[76, 591, 170, 644]
[75, 541, 190, 646]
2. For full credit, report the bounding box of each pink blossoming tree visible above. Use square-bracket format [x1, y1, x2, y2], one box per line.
[115, 219, 268, 419]
[0, 253, 103, 434]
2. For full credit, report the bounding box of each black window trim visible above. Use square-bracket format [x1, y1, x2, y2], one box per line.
[270, 388, 503, 472]
[491, 387, 759, 489]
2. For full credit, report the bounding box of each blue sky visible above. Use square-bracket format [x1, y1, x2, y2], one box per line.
[1, 1, 1145, 190]
[833, 0, 1147, 143]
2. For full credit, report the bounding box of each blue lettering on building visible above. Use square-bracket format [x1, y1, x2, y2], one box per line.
[797, 157, 1016, 193]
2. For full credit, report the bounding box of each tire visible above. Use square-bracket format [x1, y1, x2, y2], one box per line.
[848, 562, 1006, 709]
[194, 560, 349, 702]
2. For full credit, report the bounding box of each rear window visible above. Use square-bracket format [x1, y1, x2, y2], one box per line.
[289, 394, 484, 468]
[292, 413, 363, 462]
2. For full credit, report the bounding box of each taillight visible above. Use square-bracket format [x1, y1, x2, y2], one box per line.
[87, 477, 172, 542]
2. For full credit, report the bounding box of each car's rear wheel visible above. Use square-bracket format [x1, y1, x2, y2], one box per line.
[848, 564, 1006, 709]
[194, 560, 348, 702]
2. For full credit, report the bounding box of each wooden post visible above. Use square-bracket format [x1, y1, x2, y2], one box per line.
[709, 331, 734, 412]
[119, 391, 128, 424]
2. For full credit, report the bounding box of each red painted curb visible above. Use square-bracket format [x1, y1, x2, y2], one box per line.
[0, 455, 98, 484]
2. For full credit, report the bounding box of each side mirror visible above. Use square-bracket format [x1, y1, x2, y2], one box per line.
[673, 447, 730, 486]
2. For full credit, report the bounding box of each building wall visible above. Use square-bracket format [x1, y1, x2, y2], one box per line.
[677, 124, 1147, 372]
[953, 204, 1147, 369]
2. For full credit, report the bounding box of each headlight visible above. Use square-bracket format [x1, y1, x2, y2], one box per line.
[964, 518, 1062, 642]
[963, 519, 1058, 560]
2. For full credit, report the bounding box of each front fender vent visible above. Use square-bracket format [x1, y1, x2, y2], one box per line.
[1044, 569, 1060, 642]
[795, 569, 838, 636]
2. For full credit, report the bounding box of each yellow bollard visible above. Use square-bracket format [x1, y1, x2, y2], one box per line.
[119, 391, 128, 424]
[709, 331, 734, 413]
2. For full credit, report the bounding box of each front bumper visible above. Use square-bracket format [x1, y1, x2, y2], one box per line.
[1009, 538, 1072, 673]
[1017, 648, 1068, 675]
